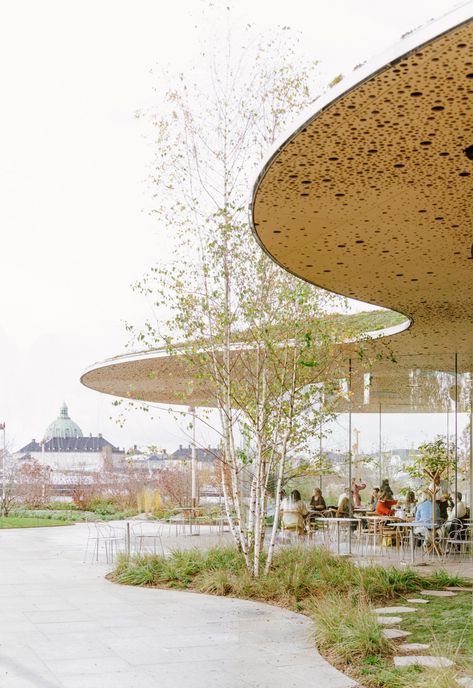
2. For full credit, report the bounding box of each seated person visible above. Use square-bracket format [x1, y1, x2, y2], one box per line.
[375, 490, 398, 516]
[336, 488, 350, 518]
[414, 491, 440, 546]
[443, 492, 467, 534]
[281, 489, 308, 534]
[310, 487, 327, 515]
[369, 487, 380, 512]
[438, 490, 450, 523]
[379, 479, 394, 500]
[405, 490, 417, 515]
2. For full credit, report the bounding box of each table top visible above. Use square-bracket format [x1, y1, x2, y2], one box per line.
[391, 521, 418, 527]
[313, 516, 360, 523]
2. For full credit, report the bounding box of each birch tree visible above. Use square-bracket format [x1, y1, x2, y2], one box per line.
[127, 14, 371, 575]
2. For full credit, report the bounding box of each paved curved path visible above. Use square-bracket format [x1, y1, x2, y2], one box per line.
[0, 523, 356, 688]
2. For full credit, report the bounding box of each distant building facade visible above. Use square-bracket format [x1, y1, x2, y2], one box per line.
[14, 402, 125, 471]
[125, 444, 219, 473]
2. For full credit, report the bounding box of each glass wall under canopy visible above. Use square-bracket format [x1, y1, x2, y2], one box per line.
[320, 352, 473, 512]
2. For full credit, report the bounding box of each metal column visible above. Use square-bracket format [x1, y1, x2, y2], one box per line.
[454, 353, 458, 518]
[378, 403, 382, 487]
[348, 358, 352, 555]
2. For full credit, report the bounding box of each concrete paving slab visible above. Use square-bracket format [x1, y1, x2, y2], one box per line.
[457, 677, 473, 687]
[399, 643, 431, 652]
[382, 628, 412, 639]
[406, 598, 429, 604]
[377, 616, 403, 625]
[445, 587, 473, 592]
[374, 606, 417, 614]
[421, 590, 457, 597]
[394, 655, 454, 668]
[0, 523, 357, 688]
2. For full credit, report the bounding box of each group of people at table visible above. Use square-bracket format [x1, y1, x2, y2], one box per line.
[280, 477, 469, 550]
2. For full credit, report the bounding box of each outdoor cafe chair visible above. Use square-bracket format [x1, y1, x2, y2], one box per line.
[132, 523, 164, 555]
[166, 513, 188, 537]
[84, 522, 125, 564]
[442, 519, 471, 562]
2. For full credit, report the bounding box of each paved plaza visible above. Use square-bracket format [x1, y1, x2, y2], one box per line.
[0, 523, 356, 688]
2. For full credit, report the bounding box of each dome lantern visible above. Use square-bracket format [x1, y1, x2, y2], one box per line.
[44, 402, 83, 440]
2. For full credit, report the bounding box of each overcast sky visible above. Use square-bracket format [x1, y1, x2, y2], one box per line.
[0, 0, 468, 453]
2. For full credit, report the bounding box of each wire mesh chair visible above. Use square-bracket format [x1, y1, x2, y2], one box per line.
[442, 519, 471, 562]
[132, 523, 164, 555]
[84, 522, 125, 564]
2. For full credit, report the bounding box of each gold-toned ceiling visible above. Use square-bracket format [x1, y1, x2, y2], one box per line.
[81, 350, 214, 407]
[251, 11, 473, 359]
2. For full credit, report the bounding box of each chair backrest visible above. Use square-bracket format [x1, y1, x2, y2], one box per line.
[448, 519, 468, 541]
[449, 518, 463, 534]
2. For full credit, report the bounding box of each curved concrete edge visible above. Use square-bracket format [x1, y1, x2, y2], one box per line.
[0, 523, 358, 688]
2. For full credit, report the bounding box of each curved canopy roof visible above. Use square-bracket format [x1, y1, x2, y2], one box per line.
[80, 337, 472, 413]
[82, 6, 473, 414]
[250, 4, 473, 363]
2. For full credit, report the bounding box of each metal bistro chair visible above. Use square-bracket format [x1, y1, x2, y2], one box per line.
[166, 512, 187, 537]
[359, 517, 381, 556]
[84, 522, 125, 564]
[442, 519, 471, 562]
[132, 523, 164, 556]
[280, 515, 306, 545]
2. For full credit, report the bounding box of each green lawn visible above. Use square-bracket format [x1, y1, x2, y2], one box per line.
[0, 516, 72, 528]
[400, 591, 473, 670]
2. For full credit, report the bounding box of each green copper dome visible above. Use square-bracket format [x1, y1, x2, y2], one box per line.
[44, 402, 83, 440]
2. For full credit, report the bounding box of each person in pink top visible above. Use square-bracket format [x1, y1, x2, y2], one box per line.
[351, 478, 367, 507]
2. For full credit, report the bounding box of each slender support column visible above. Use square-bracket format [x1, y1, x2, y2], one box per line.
[454, 353, 458, 518]
[378, 403, 382, 487]
[446, 406, 450, 486]
[188, 406, 197, 535]
[319, 422, 323, 491]
[469, 401, 473, 513]
[348, 358, 352, 555]
[1, 423, 5, 517]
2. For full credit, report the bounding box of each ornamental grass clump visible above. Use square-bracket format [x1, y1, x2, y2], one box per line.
[411, 668, 465, 688]
[357, 565, 423, 602]
[111, 545, 470, 605]
[309, 594, 393, 666]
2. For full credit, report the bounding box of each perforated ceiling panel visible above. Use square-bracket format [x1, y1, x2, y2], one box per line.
[251, 10, 473, 360]
[81, 9, 473, 411]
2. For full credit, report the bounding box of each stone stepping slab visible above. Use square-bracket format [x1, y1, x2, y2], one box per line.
[446, 586, 473, 592]
[375, 606, 417, 614]
[377, 616, 403, 626]
[394, 655, 454, 668]
[420, 590, 457, 597]
[382, 628, 411, 639]
[457, 677, 473, 687]
[399, 643, 431, 653]
[407, 598, 429, 604]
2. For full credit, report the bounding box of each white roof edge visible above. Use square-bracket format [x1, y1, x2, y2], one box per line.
[80, 317, 412, 382]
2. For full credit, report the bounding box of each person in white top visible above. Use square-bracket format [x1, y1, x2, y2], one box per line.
[447, 492, 467, 521]
[281, 489, 308, 534]
[338, 488, 350, 508]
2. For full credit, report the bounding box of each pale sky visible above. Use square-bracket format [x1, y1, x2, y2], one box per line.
[0, 0, 468, 453]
